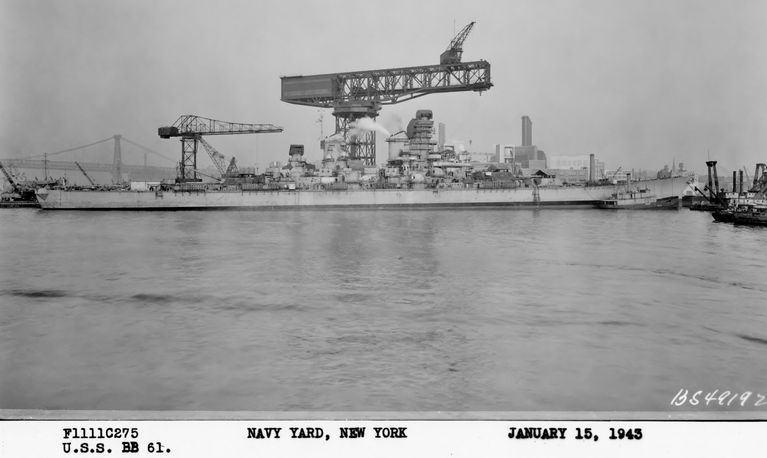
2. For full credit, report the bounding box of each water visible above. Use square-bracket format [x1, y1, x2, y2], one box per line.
[0, 208, 765, 412]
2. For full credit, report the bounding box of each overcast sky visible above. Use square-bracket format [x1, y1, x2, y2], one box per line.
[2, 0, 765, 174]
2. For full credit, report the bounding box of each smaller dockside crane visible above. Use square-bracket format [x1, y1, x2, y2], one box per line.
[0, 161, 21, 194]
[0, 161, 36, 203]
[159, 115, 283, 182]
[440, 21, 476, 65]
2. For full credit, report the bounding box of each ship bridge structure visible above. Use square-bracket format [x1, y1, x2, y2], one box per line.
[280, 21, 492, 166]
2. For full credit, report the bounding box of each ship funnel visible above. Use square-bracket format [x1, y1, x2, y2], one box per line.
[386, 131, 408, 161]
[705, 160, 722, 203]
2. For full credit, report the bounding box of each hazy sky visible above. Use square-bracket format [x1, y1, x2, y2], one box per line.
[2, 0, 765, 174]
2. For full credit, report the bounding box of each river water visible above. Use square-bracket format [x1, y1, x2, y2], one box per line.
[0, 208, 765, 412]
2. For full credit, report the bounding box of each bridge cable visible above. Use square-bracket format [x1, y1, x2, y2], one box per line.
[121, 137, 177, 164]
[27, 136, 115, 158]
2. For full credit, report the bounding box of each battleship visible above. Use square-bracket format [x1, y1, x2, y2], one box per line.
[35, 111, 691, 210]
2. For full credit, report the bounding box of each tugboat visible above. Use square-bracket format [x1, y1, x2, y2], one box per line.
[596, 191, 679, 209]
[714, 200, 767, 225]
[712, 208, 735, 223]
[596, 172, 680, 210]
[732, 205, 767, 226]
[711, 162, 767, 226]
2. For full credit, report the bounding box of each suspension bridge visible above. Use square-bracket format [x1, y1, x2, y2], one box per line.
[0, 135, 179, 185]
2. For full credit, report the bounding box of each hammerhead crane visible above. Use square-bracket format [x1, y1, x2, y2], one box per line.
[158, 115, 283, 182]
[280, 21, 491, 165]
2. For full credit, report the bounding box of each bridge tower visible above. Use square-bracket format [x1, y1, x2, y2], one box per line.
[112, 134, 123, 184]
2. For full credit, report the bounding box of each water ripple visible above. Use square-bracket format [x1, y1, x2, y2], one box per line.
[7, 288, 69, 299]
[736, 334, 767, 347]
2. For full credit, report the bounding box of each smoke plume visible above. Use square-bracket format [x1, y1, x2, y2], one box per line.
[449, 140, 467, 153]
[349, 117, 391, 138]
[380, 112, 404, 135]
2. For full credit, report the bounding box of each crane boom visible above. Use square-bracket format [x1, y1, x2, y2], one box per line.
[281, 60, 491, 107]
[74, 161, 96, 186]
[159, 115, 283, 138]
[440, 21, 476, 64]
[197, 137, 227, 178]
[225, 157, 239, 176]
[0, 161, 20, 193]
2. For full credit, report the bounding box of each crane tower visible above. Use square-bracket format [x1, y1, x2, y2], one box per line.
[280, 22, 492, 166]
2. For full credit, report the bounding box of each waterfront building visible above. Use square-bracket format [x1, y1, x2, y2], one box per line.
[512, 145, 547, 169]
[511, 116, 546, 169]
[547, 154, 605, 183]
[521, 115, 533, 147]
[493, 144, 514, 163]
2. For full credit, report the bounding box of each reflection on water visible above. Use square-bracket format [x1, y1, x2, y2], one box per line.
[0, 208, 765, 411]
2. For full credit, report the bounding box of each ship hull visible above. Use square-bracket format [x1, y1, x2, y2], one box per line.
[733, 213, 767, 226]
[36, 177, 690, 210]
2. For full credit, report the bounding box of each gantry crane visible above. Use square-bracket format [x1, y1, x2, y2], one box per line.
[280, 21, 492, 165]
[158, 115, 283, 182]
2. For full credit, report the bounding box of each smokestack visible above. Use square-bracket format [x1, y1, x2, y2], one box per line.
[712, 163, 720, 197]
[705, 161, 716, 202]
[589, 153, 595, 183]
[739, 170, 744, 194]
[733, 171, 737, 193]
